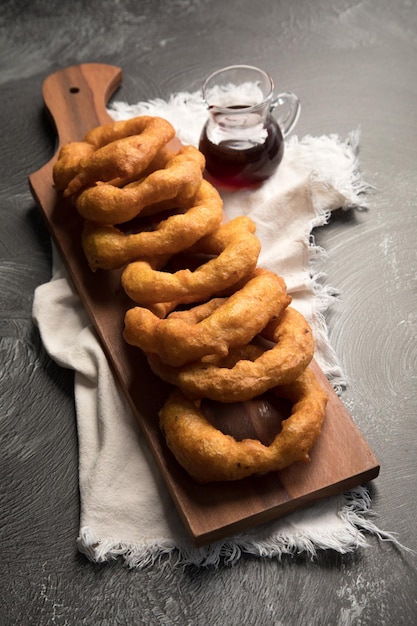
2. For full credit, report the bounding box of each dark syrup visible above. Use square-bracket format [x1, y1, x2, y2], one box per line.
[199, 113, 284, 190]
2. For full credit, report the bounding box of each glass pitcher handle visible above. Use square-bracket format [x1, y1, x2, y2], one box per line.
[270, 92, 301, 137]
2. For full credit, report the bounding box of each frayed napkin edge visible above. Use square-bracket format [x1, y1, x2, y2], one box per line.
[296, 128, 374, 392]
[76, 486, 410, 570]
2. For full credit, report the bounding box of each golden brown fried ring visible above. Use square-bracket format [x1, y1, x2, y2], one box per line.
[63, 116, 176, 197]
[123, 269, 291, 367]
[52, 142, 95, 191]
[83, 116, 171, 149]
[121, 216, 261, 307]
[158, 368, 328, 483]
[81, 179, 223, 270]
[54, 141, 176, 196]
[75, 145, 205, 224]
[148, 307, 314, 402]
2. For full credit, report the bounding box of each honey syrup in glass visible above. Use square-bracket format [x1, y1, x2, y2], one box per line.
[199, 107, 284, 190]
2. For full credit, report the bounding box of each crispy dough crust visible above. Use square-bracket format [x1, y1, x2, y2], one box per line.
[148, 307, 314, 402]
[52, 142, 96, 191]
[159, 368, 328, 482]
[121, 216, 261, 306]
[81, 179, 223, 270]
[123, 269, 291, 367]
[59, 116, 176, 197]
[75, 145, 205, 224]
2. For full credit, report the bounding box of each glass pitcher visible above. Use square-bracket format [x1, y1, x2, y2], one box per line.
[199, 65, 300, 190]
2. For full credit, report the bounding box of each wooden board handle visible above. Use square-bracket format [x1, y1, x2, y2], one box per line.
[41, 62, 122, 152]
[29, 63, 121, 222]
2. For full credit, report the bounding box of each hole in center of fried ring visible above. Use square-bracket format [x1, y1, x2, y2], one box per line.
[158, 368, 328, 483]
[201, 393, 292, 446]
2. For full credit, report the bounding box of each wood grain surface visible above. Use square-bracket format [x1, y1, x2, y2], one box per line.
[29, 63, 379, 545]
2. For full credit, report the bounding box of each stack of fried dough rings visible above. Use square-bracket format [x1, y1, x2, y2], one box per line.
[53, 115, 328, 484]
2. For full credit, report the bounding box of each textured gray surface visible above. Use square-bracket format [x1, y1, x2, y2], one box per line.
[1, 0, 417, 624]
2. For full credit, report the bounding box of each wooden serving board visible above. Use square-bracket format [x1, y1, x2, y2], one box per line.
[29, 63, 380, 546]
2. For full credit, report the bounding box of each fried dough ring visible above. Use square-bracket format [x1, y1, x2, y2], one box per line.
[123, 269, 291, 367]
[52, 142, 96, 191]
[63, 116, 176, 197]
[121, 216, 261, 307]
[81, 179, 223, 270]
[53, 142, 176, 194]
[143, 263, 258, 319]
[75, 145, 205, 224]
[159, 368, 328, 483]
[83, 116, 172, 149]
[148, 307, 314, 402]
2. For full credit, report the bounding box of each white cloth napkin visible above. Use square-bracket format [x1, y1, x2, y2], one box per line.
[32, 91, 397, 568]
